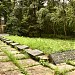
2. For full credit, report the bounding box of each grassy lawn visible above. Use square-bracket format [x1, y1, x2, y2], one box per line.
[5, 35, 75, 54]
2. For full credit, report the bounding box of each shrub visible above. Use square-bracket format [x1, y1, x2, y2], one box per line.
[6, 16, 20, 35]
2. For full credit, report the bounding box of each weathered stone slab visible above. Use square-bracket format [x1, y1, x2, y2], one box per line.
[14, 54, 26, 60]
[49, 50, 75, 64]
[0, 40, 6, 45]
[5, 40, 13, 45]
[2, 46, 17, 51]
[27, 65, 54, 75]
[0, 52, 6, 56]
[26, 49, 44, 56]
[0, 44, 7, 48]
[0, 70, 24, 75]
[0, 62, 18, 72]
[10, 50, 20, 54]
[10, 43, 19, 47]
[56, 63, 75, 71]
[3, 39, 10, 42]
[16, 45, 29, 50]
[0, 56, 9, 61]
[18, 59, 40, 68]
[0, 37, 6, 41]
[1, 38, 9, 42]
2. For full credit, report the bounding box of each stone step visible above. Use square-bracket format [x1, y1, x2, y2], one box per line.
[0, 40, 54, 75]
[0, 62, 18, 72]
[2, 46, 17, 51]
[0, 56, 10, 61]
[49, 50, 75, 64]
[0, 44, 7, 48]
[10, 50, 20, 55]
[14, 54, 27, 60]
[0, 37, 6, 41]
[5, 40, 13, 45]
[10, 42, 19, 47]
[0, 52, 6, 56]
[18, 59, 40, 68]
[56, 63, 75, 72]
[25, 49, 44, 56]
[26, 65, 54, 75]
[3, 39, 10, 43]
[0, 70, 24, 75]
[16, 45, 29, 50]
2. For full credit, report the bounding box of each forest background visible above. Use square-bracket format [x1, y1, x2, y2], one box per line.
[0, 0, 75, 38]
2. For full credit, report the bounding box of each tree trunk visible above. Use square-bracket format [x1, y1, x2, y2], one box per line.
[64, 23, 66, 36]
[53, 22, 56, 35]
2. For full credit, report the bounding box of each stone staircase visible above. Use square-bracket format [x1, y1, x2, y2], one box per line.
[0, 36, 75, 75]
[0, 40, 53, 75]
[0, 25, 2, 33]
[0, 25, 6, 33]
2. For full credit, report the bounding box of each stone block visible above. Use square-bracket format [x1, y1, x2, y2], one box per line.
[10, 43, 19, 47]
[16, 45, 29, 50]
[3, 39, 10, 42]
[26, 49, 44, 56]
[5, 41, 13, 45]
[0, 37, 6, 41]
[49, 50, 75, 64]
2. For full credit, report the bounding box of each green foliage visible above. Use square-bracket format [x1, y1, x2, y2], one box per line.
[67, 60, 75, 66]
[1, 0, 75, 37]
[6, 16, 20, 35]
[37, 8, 50, 33]
[0, 0, 12, 23]
[14, 7, 22, 21]
[20, 15, 30, 36]
[37, 8, 49, 21]
[54, 69, 67, 75]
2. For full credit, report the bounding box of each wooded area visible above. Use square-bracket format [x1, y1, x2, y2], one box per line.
[0, 0, 75, 37]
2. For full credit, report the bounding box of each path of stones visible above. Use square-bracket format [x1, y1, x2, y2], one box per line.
[0, 39, 75, 75]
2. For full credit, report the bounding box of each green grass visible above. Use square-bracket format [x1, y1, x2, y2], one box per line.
[5, 35, 75, 54]
[39, 60, 70, 75]
[67, 60, 75, 66]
